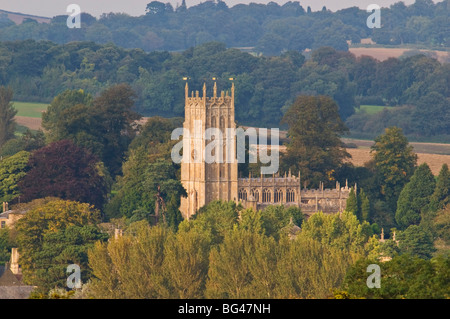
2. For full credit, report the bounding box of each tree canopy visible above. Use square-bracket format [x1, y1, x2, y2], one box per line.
[18, 140, 108, 209]
[280, 95, 350, 187]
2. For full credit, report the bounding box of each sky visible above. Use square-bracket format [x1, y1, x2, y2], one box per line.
[0, 0, 442, 18]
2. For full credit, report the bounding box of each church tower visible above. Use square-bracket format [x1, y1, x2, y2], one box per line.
[180, 81, 238, 219]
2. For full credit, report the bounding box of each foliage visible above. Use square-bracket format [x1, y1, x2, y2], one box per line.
[42, 85, 141, 177]
[0, 38, 448, 137]
[87, 200, 376, 299]
[0, 86, 17, 149]
[346, 187, 358, 218]
[280, 95, 350, 188]
[395, 163, 436, 228]
[30, 225, 108, 295]
[15, 199, 101, 287]
[397, 224, 436, 259]
[0, 1, 448, 53]
[105, 116, 185, 230]
[0, 228, 12, 265]
[0, 150, 30, 203]
[429, 164, 450, 212]
[343, 254, 450, 299]
[299, 211, 374, 256]
[0, 129, 45, 157]
[371, 127, 417, 213]
[18, 140, 108, 209]
[87, 221, 172, 298]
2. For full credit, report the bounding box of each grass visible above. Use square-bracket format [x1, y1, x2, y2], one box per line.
[356, 105, 391, 115]
[12, 101, 48, 118]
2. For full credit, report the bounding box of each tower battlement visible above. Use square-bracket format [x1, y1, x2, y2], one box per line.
[185, 82, 234, 106]
[180, 82, 238, 219]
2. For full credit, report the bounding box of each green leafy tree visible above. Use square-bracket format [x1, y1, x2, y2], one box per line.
[0, 228, 13, 265]
[87, 221, 171, 298]
[181, 200, 240, 245]
[280, 95, 350, 188]
[0, 129, 45, 157]
[163, 228, 211, 298]
[299, 211, 374, 256]
[343, 254, 450, 299]
[0, 86, 17, 149]
[41, 85, 141, 177]
[359, 188, 371, 222]
[15, 199, 101, 287]
[346, 187, 359, 218]
[205, 226, 275, 298]
[0, 150, 30, 203]
[371, 127, 417, 213]
[276, 236, 356, 299]
[397, 224, 436, 259]
[429, 164, 450, 212]
[395, 163, 436, 228]
[30, 225, 108, 296]
[42, 89, 93, 143]
[259, 205, 303, 240]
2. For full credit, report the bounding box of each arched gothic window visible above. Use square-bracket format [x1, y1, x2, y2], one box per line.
[238, 189, 247, 201]
[286, 189, 295, 202]
[274, 189, 283, 203]
[251, 189, 260, 202]
[262, 188, 271, 203]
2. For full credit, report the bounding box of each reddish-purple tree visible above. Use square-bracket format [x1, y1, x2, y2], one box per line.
[18, 140, 108, 209]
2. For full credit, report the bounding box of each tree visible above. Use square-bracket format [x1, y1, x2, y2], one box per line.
[276, 236, 355, 299]
[91, 84, 141, 176]
[87, 222, 171, 298]
[205, 227, 273, 298]
[429, 164, 450, 212]
[346, 187, 359, 217]
[163, 228, 211, 298]
[0, 150, 30, 203]
[18, 140, 108, 209]
[299, 211, 373, 256]
[359, 188, 371, 222]
[398, 224, 436, 259]
[0, 129, 45, 157]
[42, 89, 93, 143]
[371, 127, 417, 213]
[0, 86, 17, 149]
[30, 225, 108, 296]
[343, 254, 450, 299]
[0, 227, 13, 265]
[395, 163, 436, 228]
[15, 199, 101, 287]
[280, 95, 350, 188]
[41, 85, 141, 177]
[182, 200, 240, 245]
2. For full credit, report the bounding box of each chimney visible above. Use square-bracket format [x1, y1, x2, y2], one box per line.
[2, 202, 8, 213]
[10, 248, 20, 275]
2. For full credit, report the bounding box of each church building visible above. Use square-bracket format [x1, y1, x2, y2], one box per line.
[179, 82, 352, 219]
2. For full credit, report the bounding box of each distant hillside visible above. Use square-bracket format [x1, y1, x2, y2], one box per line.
[0, 0, 449, 54]
[0, 9, 50, 25]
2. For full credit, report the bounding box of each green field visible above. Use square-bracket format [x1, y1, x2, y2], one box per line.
[12, 101, 48, 118]
[356, 105, 392, 115]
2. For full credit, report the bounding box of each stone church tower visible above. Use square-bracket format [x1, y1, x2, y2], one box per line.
[179, 82, 238, 219]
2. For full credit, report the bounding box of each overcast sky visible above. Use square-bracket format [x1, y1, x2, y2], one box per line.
[0, 0, 443, 18]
